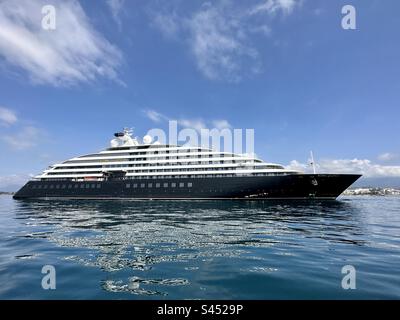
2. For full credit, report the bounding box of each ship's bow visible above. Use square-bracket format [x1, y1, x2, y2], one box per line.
[310, 174, 362, 199]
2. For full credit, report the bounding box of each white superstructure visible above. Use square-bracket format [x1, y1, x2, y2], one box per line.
[36, 129, 300, 181]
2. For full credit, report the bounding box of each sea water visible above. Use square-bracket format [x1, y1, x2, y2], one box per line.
[0, 195, 399, 299]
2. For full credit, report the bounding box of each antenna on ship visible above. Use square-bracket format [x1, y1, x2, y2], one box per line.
[310, 151, 316, 174]
[123, 127, 134, 136]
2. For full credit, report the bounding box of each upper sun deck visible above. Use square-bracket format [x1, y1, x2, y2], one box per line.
[106, 144, 178, 151]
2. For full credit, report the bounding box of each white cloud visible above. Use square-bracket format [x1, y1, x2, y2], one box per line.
[0, 106, 17, 125]
[143, 109, 206, 130]
[286, 158, 400, 178]
[212, 120, 232, 129]
[187, 3, 259, 82]
[178, 118, 207, 132]
[2, 126, 43, 150]
[143, 109, 232, 131]
[378, 152, 397, 162]
[249, 24, 272, 36]
[249, 0, 299, 15]
[286, 159, 308, 172]
[0, 0, 123, 86]
[143, 109, 168, 123]
[150, 1, 301, 82]
[151, 11, 180, 39]
[107, 0, 125, 29]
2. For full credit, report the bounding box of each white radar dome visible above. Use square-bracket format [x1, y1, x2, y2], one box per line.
[143, 135, 153, 144]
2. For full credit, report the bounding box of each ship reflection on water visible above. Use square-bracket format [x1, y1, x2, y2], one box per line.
[14, 199, 366, 252]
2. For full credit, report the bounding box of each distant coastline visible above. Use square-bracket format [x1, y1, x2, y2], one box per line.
[344, 187, 400, 196]
[0, 191, 15, 195]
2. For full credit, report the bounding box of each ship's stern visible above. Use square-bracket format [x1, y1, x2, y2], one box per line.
[13, 181, 34, 199]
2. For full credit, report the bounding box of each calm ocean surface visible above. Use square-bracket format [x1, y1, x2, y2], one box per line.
[0, 195, 399, 299]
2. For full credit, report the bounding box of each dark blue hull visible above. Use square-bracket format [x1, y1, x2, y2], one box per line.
[13, 174, 361, 200]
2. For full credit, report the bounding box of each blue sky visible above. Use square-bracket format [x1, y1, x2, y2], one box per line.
[0, 0, 400, 188]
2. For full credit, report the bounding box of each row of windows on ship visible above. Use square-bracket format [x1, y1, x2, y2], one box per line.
[46, 167, 281, 175]
[31, 182, 194, 189]
[53, 164, 282, 170]
[64, 156, 262, 164]
[61, 160, 257, 168]
[40, 172, 289, 181]
[81, 149, 247, 157]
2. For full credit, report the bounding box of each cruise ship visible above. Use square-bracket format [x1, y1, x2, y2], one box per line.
[13, 129, 361, 200]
